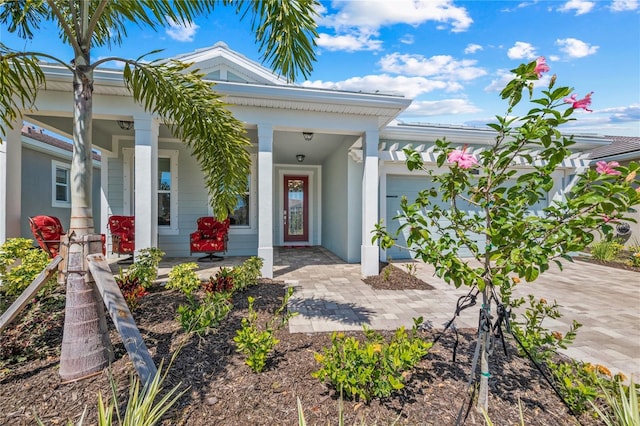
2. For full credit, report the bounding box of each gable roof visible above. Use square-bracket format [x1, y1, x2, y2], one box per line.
[22, 126, 101, 161]
[171, 41, 289, 85]
[587, 135, 640, 161]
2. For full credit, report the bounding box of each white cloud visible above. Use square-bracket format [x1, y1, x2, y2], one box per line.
[316, 0, 473, 52]
[599, 104, 640, 123]
[320, 0, 473, 33]
[401, 99, 482, 118]
[317, 32, 382, 52]
[464, 43, 483, 54]
[400, 34, 415, 45]
[557, 0, 595, 15]
[484, 70, 514, 92]
[556, 38, 599, 58]
[485, 69, 550, 92]
[95, 57, 126, 69]
[165, 18, 199, 42]
[610, 0, 639, 11]
[507, 41, 537, 59]
[302, 75, 462, 98]
[379, 53, 487, 81]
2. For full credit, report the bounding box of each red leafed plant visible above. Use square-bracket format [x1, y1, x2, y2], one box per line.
[115, 269, 148, 310]
[203, 267, 235, 293]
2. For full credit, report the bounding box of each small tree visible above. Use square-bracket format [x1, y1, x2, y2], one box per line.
[373, 57, 640, 413]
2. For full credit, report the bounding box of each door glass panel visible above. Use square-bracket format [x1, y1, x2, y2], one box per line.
[287, 179, 304, 236]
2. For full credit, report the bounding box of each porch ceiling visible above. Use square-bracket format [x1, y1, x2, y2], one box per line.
[271, 131, 354, 165]
[25, 114, 354, 165]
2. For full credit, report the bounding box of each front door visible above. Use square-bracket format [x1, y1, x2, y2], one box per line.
[284, 175, 309, 242]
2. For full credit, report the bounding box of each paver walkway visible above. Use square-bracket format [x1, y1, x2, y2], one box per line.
[156, 246, 640, 381]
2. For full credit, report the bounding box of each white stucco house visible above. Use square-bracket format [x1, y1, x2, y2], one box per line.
[0, 42, 612, 278]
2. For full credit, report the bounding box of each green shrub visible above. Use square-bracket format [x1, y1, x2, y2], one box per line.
[232, 256, 263, 292]
[313, 318, 432, 403]
[234, 287, 296, 373]
[590, 240, 624, 261]
[627, 242, 640, 268]
[510, 295, 581, 364]
[166, 263, 200, 296]
[0, 238, 54, 310]
[126, 247, 165, 289]
[177, 292, 233, 336]
[548, 360, 624, 414]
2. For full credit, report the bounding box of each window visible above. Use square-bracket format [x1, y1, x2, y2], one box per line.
[210, 154, 256, 233]
[122, 148, 179, 234]
[157, 151, 179, 234]
[158, 157, 172, 226]
[229, 175, 250, 226]
[52, 160, 71, 207]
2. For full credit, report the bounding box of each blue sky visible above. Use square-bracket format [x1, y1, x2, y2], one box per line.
[2, 0, 639, 136]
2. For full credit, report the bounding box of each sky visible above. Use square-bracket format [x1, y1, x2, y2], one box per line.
[1, 0, 639, 136]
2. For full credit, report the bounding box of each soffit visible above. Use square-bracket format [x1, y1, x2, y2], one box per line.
[38, 64, 410, 127]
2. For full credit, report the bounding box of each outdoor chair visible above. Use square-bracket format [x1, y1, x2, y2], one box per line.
[29, 215, 65, 258]
[107, 215, 135, 262]
[189, 217, 230, 261]
[29, 215, 106, 258]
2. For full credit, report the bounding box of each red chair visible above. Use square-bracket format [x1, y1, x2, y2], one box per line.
[108, 215, 135, 261]
[190, 217, 230, 261]
[29, 215, 65, 258]
[29, 215, 106, 258]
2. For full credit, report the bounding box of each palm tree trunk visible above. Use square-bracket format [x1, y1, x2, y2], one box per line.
[59, 60, 112, 381]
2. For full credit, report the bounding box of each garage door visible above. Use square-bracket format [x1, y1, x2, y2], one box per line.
[384, 174, 548, 260]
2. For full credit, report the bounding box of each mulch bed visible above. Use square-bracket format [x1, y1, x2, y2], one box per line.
[1, 272, 605, 425]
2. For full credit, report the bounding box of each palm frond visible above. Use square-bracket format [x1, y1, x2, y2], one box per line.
[0, 45, 46, 129]
[239, 0, 319, 82]
[123, 60, 251, 218]
[0, 0, 50, 39]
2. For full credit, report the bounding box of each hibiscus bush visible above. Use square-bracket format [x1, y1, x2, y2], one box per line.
[373, 56, 640, 411]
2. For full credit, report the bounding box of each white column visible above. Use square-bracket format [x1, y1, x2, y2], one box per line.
[361, 129, 380, 277]
[133, 116, 159, 254]
[0, 122, 22, 243]
[257, 123, 274, 278]
[100, 154, 113, 249]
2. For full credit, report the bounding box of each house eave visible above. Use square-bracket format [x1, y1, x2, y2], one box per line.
[37, 63, 411, 126]
[381, 123, 613, 151]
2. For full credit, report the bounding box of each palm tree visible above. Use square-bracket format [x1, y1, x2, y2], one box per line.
[0, 0, 318, 381]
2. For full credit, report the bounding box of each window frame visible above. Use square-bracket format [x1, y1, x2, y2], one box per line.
[157, 150, 179, 235]
[51, 160, 71, 208]
[123, 148, 179, 235]
[209, 153, 257, 235]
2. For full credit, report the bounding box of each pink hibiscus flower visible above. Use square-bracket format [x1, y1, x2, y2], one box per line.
[448, 147, 478, 169]
[564, 92, 593, 112]
[534, 56, 550, 78]
[595, 160, 621, 175]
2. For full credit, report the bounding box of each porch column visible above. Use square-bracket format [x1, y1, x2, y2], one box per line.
[133, 116, 159, 254]
[257, 123, 274, 278]
[0, 122, 22, 244]
[361, 129, 379, 277]
[99, 153, 113, 240]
